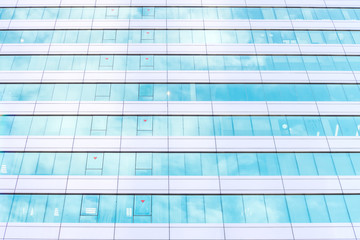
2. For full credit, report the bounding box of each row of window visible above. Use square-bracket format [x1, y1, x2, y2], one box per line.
[2, 83, 360, 102]
[2, 30, 360, 45]
[0, 194, 359, 223]
[1, 116, 360, 137]
[1, 7, 360, 20]
[1, 152, 359, 176]
[0, 55, 359, 71]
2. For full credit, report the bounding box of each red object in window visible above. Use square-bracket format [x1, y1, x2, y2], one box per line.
[147, 9, 150, 11]
[94, 157, 97, 159]
[112, 9, 114, 11]
[146, 32, 149, 34]
[144, 119, 147, 122]
[141, 200, 145, 203]
[145, 58, 149, 60]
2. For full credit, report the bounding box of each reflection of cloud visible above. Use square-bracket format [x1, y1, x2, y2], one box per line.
[237, 153, 257, 167]
[13, 9, 30, 19]
[288, 122, 307, 136]
[35, 31, 54, 43]
[20, 85, 40, 101]
[0, 116, 14, 134]
[4, 31, 22, 43]
[241, 56, 260, 70]
[169, 196, 187, 223]
[244, 196, 267, 223]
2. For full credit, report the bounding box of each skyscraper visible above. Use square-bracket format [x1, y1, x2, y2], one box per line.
[1, 0, 360, 239]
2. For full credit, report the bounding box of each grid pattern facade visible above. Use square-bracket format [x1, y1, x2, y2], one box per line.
[1, 0, 360, 239]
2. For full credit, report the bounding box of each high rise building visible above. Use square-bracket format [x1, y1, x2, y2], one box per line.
[1, 0, 360, 239]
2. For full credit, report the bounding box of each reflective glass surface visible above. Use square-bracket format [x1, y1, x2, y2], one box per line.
[0, 152, 359, 176]
[1, 83, 360, 101]
[0, 55, 358, 71]
[1, 30, 360, 44]
[2, 7, 360, 20]
[1, 115, 360, 136]
[0, 194, 359, 223]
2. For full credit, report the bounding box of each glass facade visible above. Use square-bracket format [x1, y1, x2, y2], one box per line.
[1, 30, 360, 44]
[0, 194, 359, 224]
[1, 83, 360, 101]
[0, 55, 358, 71]
[1, 0, 360, 239]
[1, 152, 359, 176]
[1, 115, 360, 136]
[2, 7, 360, 20]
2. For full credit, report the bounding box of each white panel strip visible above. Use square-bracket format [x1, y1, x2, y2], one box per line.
[1, 175, 356, 194]
[0, 136, 359, 152]
[15, 176, 67, 194]
[169, 176, 220, 194]
[282, 176, 342, 194]
[0, 176, 17, 194]
[327, 136, 360, 152]
[2, 43, 358, 55]
[225, 223, 294, 240]
[170, 224, 225, 240]
[2, 223, 357, 240]
[325, 0, 360, 7]
[2, 101, 360, 116]
[354, 223, 360, 239]
[26, 136, 74, 151]
[121, 136, 168, 152]
[0, 71, 358, 84]
[117, 176, 168, 194]
[4, 223, 61, 240]
[339, 176, 360, 194]
[2, 19, 360, 30]
[60, 224, 115, 240]
[73, 136, 121, 152]
[291, 223, 356, 240]
[216, 136, 276, 152]
[115, 224, 169, 240]
[66, 176, 118, 194]
[0, 223, 5, 240]
[169, 137, 216, 152]
[0, 136, 27, 151]
[220, 176, 284, 194]
[273, 136, 330, 152]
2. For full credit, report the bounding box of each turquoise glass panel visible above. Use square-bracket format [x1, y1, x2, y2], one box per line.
[1, 194, 360, 223]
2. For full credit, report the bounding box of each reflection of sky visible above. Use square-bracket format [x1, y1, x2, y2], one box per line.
[0, 194, 359, 223]
[0, 116, 14, 135]
[0, 82, 358, 102]
[0, 7, 358, 21]
[12, 8, 29, 19]
[9, 195, 31, 222]
[243, 196, 268, 223]
[1, 115, 360, 137]
[27, 8, 44, 19]
[0, 55, 357, 71]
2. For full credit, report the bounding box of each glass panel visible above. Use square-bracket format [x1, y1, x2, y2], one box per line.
[306, 195, 330, 223]
[222, 196, 245, 223]
[265, 196, 290, 223]
[286, 195, 310, 223]
[243, 196, 267, 223]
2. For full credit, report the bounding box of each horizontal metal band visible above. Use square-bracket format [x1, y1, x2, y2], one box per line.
[1, 19, 360, 31]
[1, 136, 359, 152]
[0, 175, 359, 195]
[1, 101, 360, 116]
[0, 43, 358, 56]
[0, 71, 358, 84]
